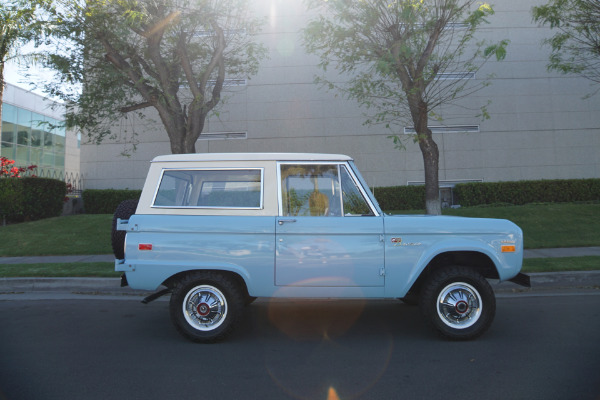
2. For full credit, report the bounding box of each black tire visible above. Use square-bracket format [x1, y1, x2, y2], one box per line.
[169, 272, 244, 343]
[419, 266, 496, 340]
[111, 199, 139, 259]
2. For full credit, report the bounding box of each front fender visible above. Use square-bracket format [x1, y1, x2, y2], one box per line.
[386, 236, 523, 298]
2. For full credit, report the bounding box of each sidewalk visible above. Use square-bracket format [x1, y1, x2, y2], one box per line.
[0, 247, 599, 297]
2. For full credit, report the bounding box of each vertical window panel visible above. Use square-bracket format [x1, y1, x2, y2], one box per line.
[16, 108, 32, 146]
[1, 141, 16, 159]
[2, 104, 17, 123]
[16, 145, 29, 165]
[1, 121, 16, 144]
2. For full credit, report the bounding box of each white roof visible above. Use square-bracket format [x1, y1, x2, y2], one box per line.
[151, 153, 353, 163]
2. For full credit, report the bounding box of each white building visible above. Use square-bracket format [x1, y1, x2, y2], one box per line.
[1, 83, 80, 184]
[80, 0, 600, 194]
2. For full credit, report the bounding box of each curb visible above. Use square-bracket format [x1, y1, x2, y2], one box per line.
[492, 271, 600, 293]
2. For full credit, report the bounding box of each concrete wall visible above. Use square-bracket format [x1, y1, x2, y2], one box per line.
[80, 0, 600, 190]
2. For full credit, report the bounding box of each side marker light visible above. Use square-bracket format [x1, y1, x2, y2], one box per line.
[139, 244, 153, 251]
[501, 245, 516, 253]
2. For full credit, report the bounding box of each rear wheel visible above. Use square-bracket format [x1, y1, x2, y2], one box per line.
[169, 272, 244, 343]
[419, 266, 496, 340]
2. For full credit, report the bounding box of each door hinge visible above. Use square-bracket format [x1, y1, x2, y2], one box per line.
[379, 235, 385, 242]
[379, 267, 386, 277]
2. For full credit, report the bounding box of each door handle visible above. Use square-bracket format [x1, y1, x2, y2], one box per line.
[278, 219, 297, 225]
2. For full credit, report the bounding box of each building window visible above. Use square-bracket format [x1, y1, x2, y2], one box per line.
[180, 79, 247, 89]
[436, 72, 476, 80]
[403, 125, 480, 134]
[0, 102, 65, 175]
[206, 78, 247, 87]
[407, 179, 484, 208]
[197, 132, 247, 141]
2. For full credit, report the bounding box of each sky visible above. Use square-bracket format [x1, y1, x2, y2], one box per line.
[4, 57, 54, 97]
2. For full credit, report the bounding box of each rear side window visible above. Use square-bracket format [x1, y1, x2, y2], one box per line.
[153, 169, 263, 209]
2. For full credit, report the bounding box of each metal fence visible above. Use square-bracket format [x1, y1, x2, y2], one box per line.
[23, 168, 83, 196]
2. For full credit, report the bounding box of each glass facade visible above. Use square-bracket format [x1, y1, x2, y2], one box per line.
[1, 103, 66, 176]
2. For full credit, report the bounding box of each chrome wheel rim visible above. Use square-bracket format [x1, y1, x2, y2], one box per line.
[436, 282, 482, 329]
[183, 285, 228, 331]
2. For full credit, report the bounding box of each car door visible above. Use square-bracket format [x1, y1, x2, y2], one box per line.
[275, 162, 384, 287]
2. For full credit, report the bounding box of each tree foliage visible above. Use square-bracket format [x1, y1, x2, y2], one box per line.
[532, 0, 600, 90]
[304, 0, 508, 214]
[43, 0, 268, 154]
[0, 0, 52, 124]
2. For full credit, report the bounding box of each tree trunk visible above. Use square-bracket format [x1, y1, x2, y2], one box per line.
[0, 64, 4, 133]
[419, 133, 441, 215]
[410, 98, 441, 215]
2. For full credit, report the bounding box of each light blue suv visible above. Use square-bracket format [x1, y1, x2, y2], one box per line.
[113, 153, 529, 342]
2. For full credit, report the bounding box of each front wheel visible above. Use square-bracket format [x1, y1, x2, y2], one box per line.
[169, 272, 244, 343]
[419, 266, 496, 340]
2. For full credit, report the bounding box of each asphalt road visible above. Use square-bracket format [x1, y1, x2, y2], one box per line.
[1, 294, 599, 400]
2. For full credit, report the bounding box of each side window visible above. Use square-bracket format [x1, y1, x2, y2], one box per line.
[340, 166, 374, 216]
[153, 170, 193, 206]
[280, 164, 342, 216]
[153, 169, 262, 208]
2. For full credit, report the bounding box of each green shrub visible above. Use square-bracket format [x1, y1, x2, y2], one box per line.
[371, 178, 600, 211]
[0, 178, 66, 222]
[372, 185, 425, 210]
[83, 189, 142, 214]
[454, 179, 600, 207]
[0, 179, 22, 220]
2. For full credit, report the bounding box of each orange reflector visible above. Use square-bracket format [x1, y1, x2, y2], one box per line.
[139, 244, 153, 251]
[501, 245, 516, 253]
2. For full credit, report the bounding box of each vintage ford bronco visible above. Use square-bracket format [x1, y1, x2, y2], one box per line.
[113, 153, 530, 342]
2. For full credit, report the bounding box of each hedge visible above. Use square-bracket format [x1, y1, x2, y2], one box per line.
[0, 177, 66, 222]
[454, 178, 600, 207]
[372, 185, 425, 211]
[82, 189, 142, 214]
[371, 178, 600, 211]
[79, 178, 600, 214]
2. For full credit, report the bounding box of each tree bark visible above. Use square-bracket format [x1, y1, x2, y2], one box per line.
[418, 133, 441, 215]
[0, 63, 4, 133]
[409, 97, 441, 215]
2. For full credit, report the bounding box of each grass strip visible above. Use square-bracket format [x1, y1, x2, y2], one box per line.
[442, 203, 600, 249]
[389, 203, 600, 249]
[522, 256, 600, 273]
[0, 214, 113, 257]
[0, 262, 119, 278]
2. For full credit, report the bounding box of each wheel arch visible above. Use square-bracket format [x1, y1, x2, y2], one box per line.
[406, 251, 499, 297]
[162, 269, 251, 300]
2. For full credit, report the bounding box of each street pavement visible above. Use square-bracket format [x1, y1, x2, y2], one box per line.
[0, 247, 599, 298]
